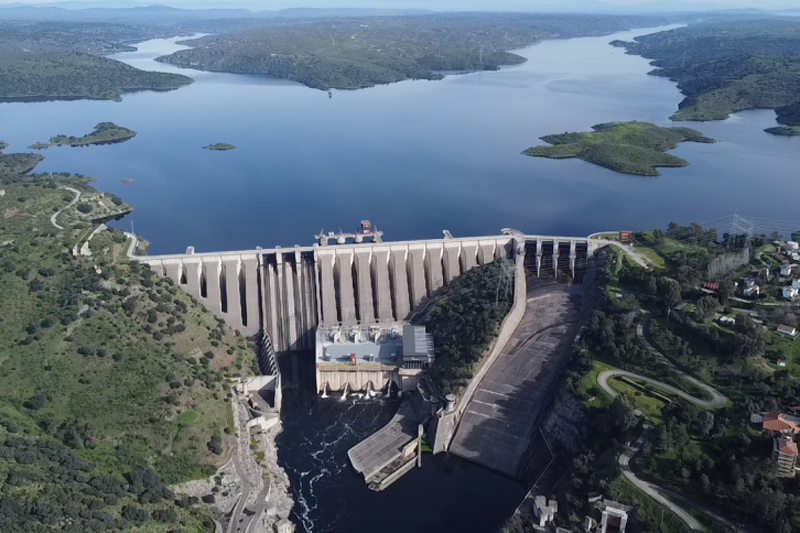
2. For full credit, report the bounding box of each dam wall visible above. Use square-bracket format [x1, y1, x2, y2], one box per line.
[139, 231, 605, 356]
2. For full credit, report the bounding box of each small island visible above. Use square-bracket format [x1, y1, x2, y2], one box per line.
[36, 122, 137, 149]
[765, 126, 800, 137]
[523, 121, 715, 177]
[203, 143, 236, 151]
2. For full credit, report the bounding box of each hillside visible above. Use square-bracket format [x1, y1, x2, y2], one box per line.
[157, 13, 679, 90]
[612, 20, 800, 126]
[0, 48, 192, 102]
[0, 155, 256, 531]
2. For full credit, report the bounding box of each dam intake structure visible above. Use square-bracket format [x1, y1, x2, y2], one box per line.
[139, 227, 601, 366]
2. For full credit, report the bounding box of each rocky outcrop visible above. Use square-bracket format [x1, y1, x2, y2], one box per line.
[543, 389, 586, 455]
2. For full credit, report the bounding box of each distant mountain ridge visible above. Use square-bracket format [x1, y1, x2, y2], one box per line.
[0, 4, 434, 25]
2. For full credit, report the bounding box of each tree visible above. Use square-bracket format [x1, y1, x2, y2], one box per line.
[695, 295, 719, 321]
[207, 435, 223, 455]
[657, 277, 682, 308]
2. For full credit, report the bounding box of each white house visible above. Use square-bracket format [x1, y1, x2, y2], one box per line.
[783, 286, 799, 300]
[532, 496, 558, 528]
[792, 279, 800, 290]
[743, 285, 760, 298]
[781, 265, 795, 277]
[789, 241, 800, 251]
[777, 324, 797, 337]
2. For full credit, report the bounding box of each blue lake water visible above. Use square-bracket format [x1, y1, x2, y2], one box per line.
[1, 25, 797, 255]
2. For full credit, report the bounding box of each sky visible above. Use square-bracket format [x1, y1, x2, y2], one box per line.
[0, 0, 797, 11]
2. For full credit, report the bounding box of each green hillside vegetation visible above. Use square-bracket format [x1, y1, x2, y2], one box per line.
[0, 161, 257, 531]
[0, 49, 192, 102]
[523, 121, 714, 176]
[412, 260, 514, 395]
[0, 20, 170, 55]
[0, 141, 44, 175]
[157, 13, 678, 90]
[202, 143, 236, 151]
[612, 20, 800, 132]
[43, 122, 138, 148]
[549, 224, 800, 533]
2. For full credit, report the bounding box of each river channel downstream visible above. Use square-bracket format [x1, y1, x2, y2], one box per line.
[1, 23, 798, 533]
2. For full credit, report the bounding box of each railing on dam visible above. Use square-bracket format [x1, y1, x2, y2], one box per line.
[139, 230, 608, 351]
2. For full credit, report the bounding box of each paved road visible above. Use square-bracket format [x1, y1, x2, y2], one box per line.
[633, 313, 727, 409]
[124, 230, 142, 260]
[587, 232, 652, 269]
[50, 186, 81, 230]
[619, 436, 706, 532]
[597, 369, 726, 410]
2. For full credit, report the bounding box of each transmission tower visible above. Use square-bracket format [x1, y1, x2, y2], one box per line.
[495, 258, 515, 305]
[730, 211, 754, 251]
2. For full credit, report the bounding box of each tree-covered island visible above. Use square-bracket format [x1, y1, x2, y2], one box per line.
[35, 122, 137, 148]
[202, 143, 236, 151]
[523, 121, 715, 176]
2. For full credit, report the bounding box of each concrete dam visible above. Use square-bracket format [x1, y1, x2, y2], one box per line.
[140, 227, 608, 481]
[139, 229, 599, 361]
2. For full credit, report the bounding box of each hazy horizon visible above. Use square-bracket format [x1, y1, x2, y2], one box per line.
[0, 0, 797, 13]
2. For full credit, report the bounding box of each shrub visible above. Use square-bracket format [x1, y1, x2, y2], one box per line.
[24, 395, 45, 411]
[207, 435, 223, 455]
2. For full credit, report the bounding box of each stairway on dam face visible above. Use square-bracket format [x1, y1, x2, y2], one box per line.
[448, 280, 584, 478]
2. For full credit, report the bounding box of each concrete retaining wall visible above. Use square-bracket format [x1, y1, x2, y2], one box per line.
[445, 238, 528, 451]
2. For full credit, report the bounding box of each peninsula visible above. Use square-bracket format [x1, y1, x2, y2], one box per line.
[523, 121, 714, 176]
[612, 20, 800, 135]
[203, 143, 236, 151]
[156, 13, 678, 91]
[0, 141, 44, 175]
[39, 122, 137, 148]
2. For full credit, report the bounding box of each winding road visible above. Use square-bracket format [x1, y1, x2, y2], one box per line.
[619, 434, 705, 532]
[597, 369, 726, 410]
[597, 313, 739, 532]
[50, 186, 81, 230]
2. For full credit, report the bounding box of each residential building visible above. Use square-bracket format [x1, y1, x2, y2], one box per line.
[599, 502, 629, 533]
[793, 279, 800, 290]
[777, 324, 797, 337]
[619, 230, 633, 244]
[789, 241, 800, 251]
[782, 286, 798, 300]
[532, 496, 558, 528]
[718, 316, 736, 327]
[743, 285, 760, 298]
[780, 265, 795, 277]
[772, 436, 798, 478]
[762, 412, 800, 434]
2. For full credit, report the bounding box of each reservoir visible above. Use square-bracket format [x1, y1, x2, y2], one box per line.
[1, 24, 798, 533]
[0, 26, 796, 256]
